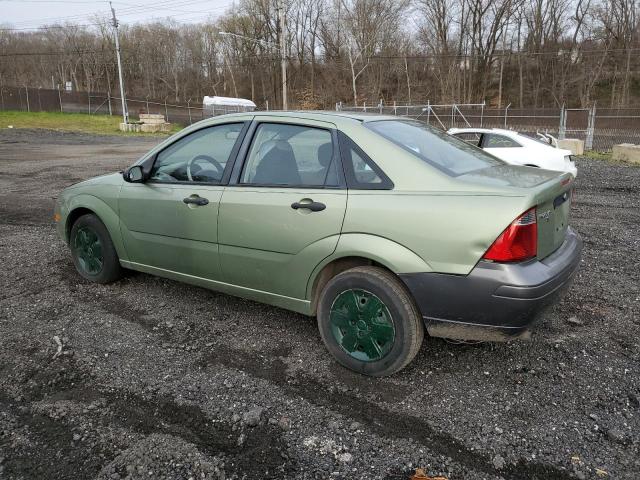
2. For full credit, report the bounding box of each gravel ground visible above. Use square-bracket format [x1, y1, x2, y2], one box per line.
[0, 128, 638, 480]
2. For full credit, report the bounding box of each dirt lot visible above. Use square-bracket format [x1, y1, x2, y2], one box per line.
[0, 128, 638, 480]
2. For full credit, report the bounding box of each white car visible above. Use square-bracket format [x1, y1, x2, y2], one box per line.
[448, 128, 577, 177]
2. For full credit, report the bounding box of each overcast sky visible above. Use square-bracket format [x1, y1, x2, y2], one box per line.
[0, 0, 236, 30]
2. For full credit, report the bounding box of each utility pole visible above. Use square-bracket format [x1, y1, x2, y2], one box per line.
[278, 0, 288, 110]
[110, 2, 128, 124]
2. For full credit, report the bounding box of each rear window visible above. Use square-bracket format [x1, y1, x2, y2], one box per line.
[365, 120, 504, 176]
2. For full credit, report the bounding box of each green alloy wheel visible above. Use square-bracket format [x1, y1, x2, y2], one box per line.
[329, 289, 395, 361]
[73, 226, 104, 275]
[318, 266, 424, 377]
[69, 213, 123, 284]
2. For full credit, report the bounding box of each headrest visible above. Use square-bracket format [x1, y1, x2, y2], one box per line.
[258, 139, 293, 159]
[318, 142, 333, 167]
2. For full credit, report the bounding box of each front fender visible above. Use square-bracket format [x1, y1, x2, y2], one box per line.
[63, 194, 128, 262]
[305, 233, 433, 300]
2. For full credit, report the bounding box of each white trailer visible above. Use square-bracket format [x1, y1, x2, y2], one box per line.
[203, 96, 256, 116]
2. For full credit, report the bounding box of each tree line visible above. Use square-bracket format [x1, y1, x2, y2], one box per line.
[1, 0, 638, 110]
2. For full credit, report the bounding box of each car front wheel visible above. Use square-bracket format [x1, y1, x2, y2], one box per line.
[317, 266, 424, 376]
[70, 213, 123, 284]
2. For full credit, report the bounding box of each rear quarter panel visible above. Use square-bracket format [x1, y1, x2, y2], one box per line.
[341, 191, 531, 275]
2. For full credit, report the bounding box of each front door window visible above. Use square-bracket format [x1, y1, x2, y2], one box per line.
[150, 123, 244, 183]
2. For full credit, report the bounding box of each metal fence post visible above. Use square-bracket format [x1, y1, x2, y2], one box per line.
[558, 105, 566, 140]
[108, 91, 112, 115]
[480, 102, 485, 127]
[379, 99, 383, 114]
[504, 103, 511, 128]
[393, 100, 397, 115]
[164, 98, 168, 122]
[426, 100, 431, 125]
[187, 99, 192, 124]
[586, 104, 596, 151]
[25, 86, 30, 112]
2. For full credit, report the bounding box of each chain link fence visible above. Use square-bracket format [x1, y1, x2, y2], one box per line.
[2, 86, 639, 151]
[336, 101, 640, 152]
[0, 86, 252, 127]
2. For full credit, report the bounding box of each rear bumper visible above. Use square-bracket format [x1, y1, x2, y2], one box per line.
[400, 228, 583, 341]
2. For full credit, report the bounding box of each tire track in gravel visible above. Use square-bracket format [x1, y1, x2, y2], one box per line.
[3, 354, 295, 480]
[199, 346, 574, 480]
[0, 393, 113, 480]
[80, 287, 574, 480]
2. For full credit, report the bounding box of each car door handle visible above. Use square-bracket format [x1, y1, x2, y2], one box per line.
[183, 195, 209, 206]
[291, 200, 326, 212]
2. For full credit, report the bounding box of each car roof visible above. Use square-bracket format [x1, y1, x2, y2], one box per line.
[448, 127, 519, 136]
[219, 110, 401, 124]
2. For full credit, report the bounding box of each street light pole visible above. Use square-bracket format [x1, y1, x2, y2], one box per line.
[110, 2, 128, 124]
[278, 0, 288, 110]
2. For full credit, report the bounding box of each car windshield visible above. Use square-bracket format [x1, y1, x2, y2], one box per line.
[366, 120, 505, 176]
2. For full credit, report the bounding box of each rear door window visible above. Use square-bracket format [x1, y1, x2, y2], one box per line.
[453, 132, 482, 147]
[241, 123, 339, 187]
[338, 131, 393, 189]
[482, 134, 522, 148]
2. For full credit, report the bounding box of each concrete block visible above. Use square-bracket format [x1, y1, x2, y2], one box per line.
[557, 138, 584, 155]
[612, 143, 640, 164]
[139, 114, 166, 125]
[140, 123, 160, 132]
[140, 122, 172, 133]
[119, 122, 141, 132]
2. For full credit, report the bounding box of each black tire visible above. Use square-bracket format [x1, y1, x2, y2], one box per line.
[317, 266, 424, 377]
[69, 213, 123, 284]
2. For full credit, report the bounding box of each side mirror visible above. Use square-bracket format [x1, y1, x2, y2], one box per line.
[123, 165, 145, 183]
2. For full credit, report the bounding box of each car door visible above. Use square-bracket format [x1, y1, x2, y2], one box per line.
[481, 133, 524, 165]
[218, 118, 347, 299]
[119, 120, 249, 280]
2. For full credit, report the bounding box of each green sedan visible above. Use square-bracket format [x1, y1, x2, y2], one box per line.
[55, 112, 582, 376]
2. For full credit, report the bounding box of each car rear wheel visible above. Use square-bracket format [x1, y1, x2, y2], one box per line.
[70, 213, 123, 284]
[317, 266, 424, 376]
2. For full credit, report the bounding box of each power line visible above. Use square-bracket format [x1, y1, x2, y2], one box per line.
[0, 0, 232, 29]
[3, 47, 638, 60]
[369, 47, 640, 60]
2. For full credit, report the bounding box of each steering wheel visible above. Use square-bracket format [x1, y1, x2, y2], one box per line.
[186, 154, 224, 182]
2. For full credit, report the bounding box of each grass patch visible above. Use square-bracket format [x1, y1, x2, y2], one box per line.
[582, 150, 612, 161]
[0, 111, 183, 136]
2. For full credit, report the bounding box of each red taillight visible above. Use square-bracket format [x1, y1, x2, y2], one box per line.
[483, 208, 537, 262]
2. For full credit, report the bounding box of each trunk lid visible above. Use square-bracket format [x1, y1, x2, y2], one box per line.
[456, 164, 562, 189]
[533, 174, 573, 259]
[456, 165, 574, 261]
